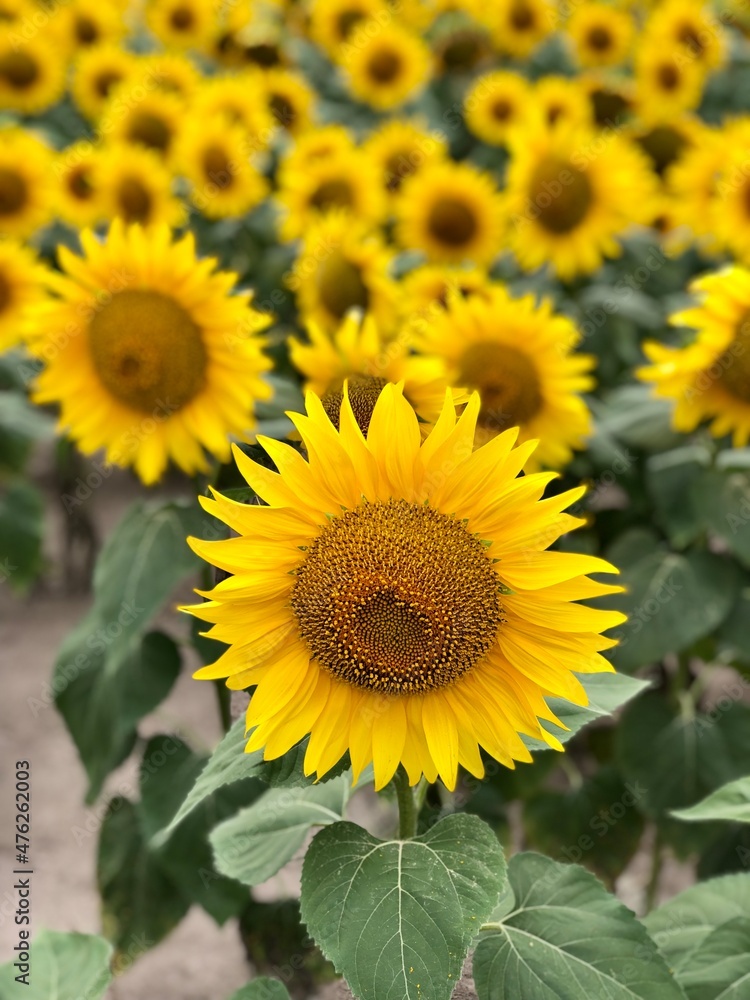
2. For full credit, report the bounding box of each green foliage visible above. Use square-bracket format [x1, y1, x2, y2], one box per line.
[0, 479, 44, 591]
[228, 978, 292, 1000]
[301, 815, 506, 1000]
[474, 853, 685, 1000]
[672, 777, 750, 824]
[0, 929, 112, 999]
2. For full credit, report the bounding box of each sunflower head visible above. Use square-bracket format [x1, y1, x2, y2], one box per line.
[340, 22, 431, 110]
[0, 33, 67, 114]
[54, 142, 102, 228]
[0, 128, 54, 240]
[566, 2, 635, 68]
[0, 239, 49, 352]
[185, 384, 624, 790]
[464, 70, 531, 146]
[71, 44, 136, 120]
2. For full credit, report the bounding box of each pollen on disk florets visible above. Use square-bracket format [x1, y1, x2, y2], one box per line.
[320, 374, 388, 433]
[290, 497, 504, 694]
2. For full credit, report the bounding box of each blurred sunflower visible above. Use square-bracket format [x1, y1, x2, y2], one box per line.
[631, 115, 702, 178]
[289, 312, 460, 432]
[309, 0, 385, 56]
[394, 161, 504, 266]
[212, 0, 285, 69]
[97, 144, 185, 228]
[400, 263, 490, 325]
[364, 120, 447, 196]
[341, 23, 431, 110]
[279, 125, 355, 181]
[185, 384, 623, 790]
[54, 143, 102, 228]
[137, 52, 202, 100]
[582, 73, 634, 129]
[533, 75, 593, 129]
[288, 213, 400, 335]
[646, 0, 725, 71]
[277, 146, 386, 241]
[0, 129, 53, 240]
[71, 45, 136, 121]
[263, 68, 315, 137]
[634, 42, 706, 122]
[464, 71, 531, 146]
[639, 267, 750, 446]
[177, 120, 268, 220]
[0, 239, 48, 352]
[103, 86, 184, 162]
[486, 0, 556, 58]
[27, 222, 272, 485]
[412, 285, 594, 466]
[566, 3, 634, 68]
[146, 0, 215, 50]
[665, 130, 722, 247]
[65, 0, 125, 51]
[0, 34, 67, 114]
[192, 73, 275, 151]
[708, 121, 750, 263]
[503, 121, 655, 280]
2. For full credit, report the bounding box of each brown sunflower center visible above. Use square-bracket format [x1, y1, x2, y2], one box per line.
[590, 87, 630, 127]
[117, 177, 152, 223]
[530, 156, 593, 234]
[678, 23, 704, 55]
[458, 340, 542, 432]
[491, 98, 513, 121]
[367, 47, 402, 84]
[337, 10, 364, 39]
[587, 25, 612, 51]
[269, 93, 296, 128]
[385, 149, 418, 191]
[95, 69, 123, 98]
[127, 111, 171, 152]
[321, 375, 387, 434]
[657, 63, 680, 91]
[510, 0, 535, 31]
[203, 145, 234, 189]
[75, 15, 99, 44]
[88, 289, 207, 413]
[718, 311, 750, 402]
[291, 498, 503, 694]
[427, 196, 478, 247]
[315, 249, 370, 319]
[636, 125, 686, 175]
[0, 270, 12, 313]
[67, 165, 93, 201]
[310, 178, 354, 212]
[170, 5, 194, 30]
[0, 168, 27, 215]
[0, 51, 38, 89]
[439, 30, 486, 72]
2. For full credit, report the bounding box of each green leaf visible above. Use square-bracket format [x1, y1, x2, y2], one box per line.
[211, 776, 349, 886]
[646, 446, 712, 549]
[228, 978, 292, 1000]
[692, 469, 750, 568]
[678, 917, 750, 999]
[522, 673, 651, 751]
[616, 692, 750, 817]
[97, 796, 190, 958]
[0, 929, 112, 999]
[474, 852, 685, 1000]
[643, 873, 750, 974]
[0, 480, 44, 591]
[671, 776, 750, 824]
[0, 389, 54, 474]
[591, 384, 683, 452]
[595, 549, 740, 672]
[56, 628, 181, 802]
[139, 735, 261, 923]
[157, 716, 265, 838]
[258, 740, 352, 788]
[301, 814, 506, 1000]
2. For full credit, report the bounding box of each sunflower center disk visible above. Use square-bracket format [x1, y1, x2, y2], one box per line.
[428, 197, 478, 247]
[291, 499, 504, 694]
[458, 340, 542, 431]
[321, 374, 388, 433]
[0, 51, 38, 89]
[0, 168, 27, 215]
[128, 111, 171, 152]
[118, 177, 152, 223]
[88, 289, 207, 413]
[530, 156, 593, 234]
[719, 311, 750, 401]
[316, 249, 370, 319]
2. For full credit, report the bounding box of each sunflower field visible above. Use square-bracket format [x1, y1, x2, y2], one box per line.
[3, 0, 750, 997]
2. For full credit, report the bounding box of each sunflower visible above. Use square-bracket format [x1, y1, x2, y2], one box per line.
[136, 52, 202, 101]
[184, 383, 623, 791]
[341, 23, 431, 110]
[263, 68, 315, 137]
[71, 45, 136, 121]
[399, 263, 490, 328]
[363, 120, 447, 196]
[192, 73, 275, 152]
[503, 121, 655, 280]
[706, 120, 750, 264]
[665, 128, 722, 247]
[211, 0, 284, 69]
[533, 75, 593, 129]
[177, 119, 268, 220]
[0, 129, 54, 240]
[278, 125, 355, 182]
[394, 161, 504, 267]
[464, 71, 532, 146]
[0, 33, 67, 114]
[413, 285, 594, 467]
[0, 239, 48, 352]
[97, 144, 185, 228]
[646, 0, 725, 71]
[288, 212, 400, 335]
[27, 222, 272, 485]
[65, 0, 125, 51]
[54, 142, 103, 228]
[289, 312, 461, 432]
[102, 87, 184, 162]
[638, 267, 750, 446]
[146, 0, 215, 50]
[581, 72, 634, 128]
[566, 3, 635, 68]
[634, 41, 706, 122]
[485, 0, 556, 58]
[631, 114, 703, 178]
[309, 0, 386, 56]
[277, 145, 386, 242]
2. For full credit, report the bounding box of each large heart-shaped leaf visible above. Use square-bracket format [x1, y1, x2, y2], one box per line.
[0, 930, 112, 1000]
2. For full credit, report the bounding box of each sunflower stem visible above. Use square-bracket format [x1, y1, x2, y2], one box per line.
[393, 765, 418, 840]
[214, 681, 232, 734]
[644, 827, 664, 913]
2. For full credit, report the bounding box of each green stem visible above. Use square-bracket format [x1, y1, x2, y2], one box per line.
[393, 765, 418, 840]
[644, 828, 664, 913]
[214, 681, 232, 734]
